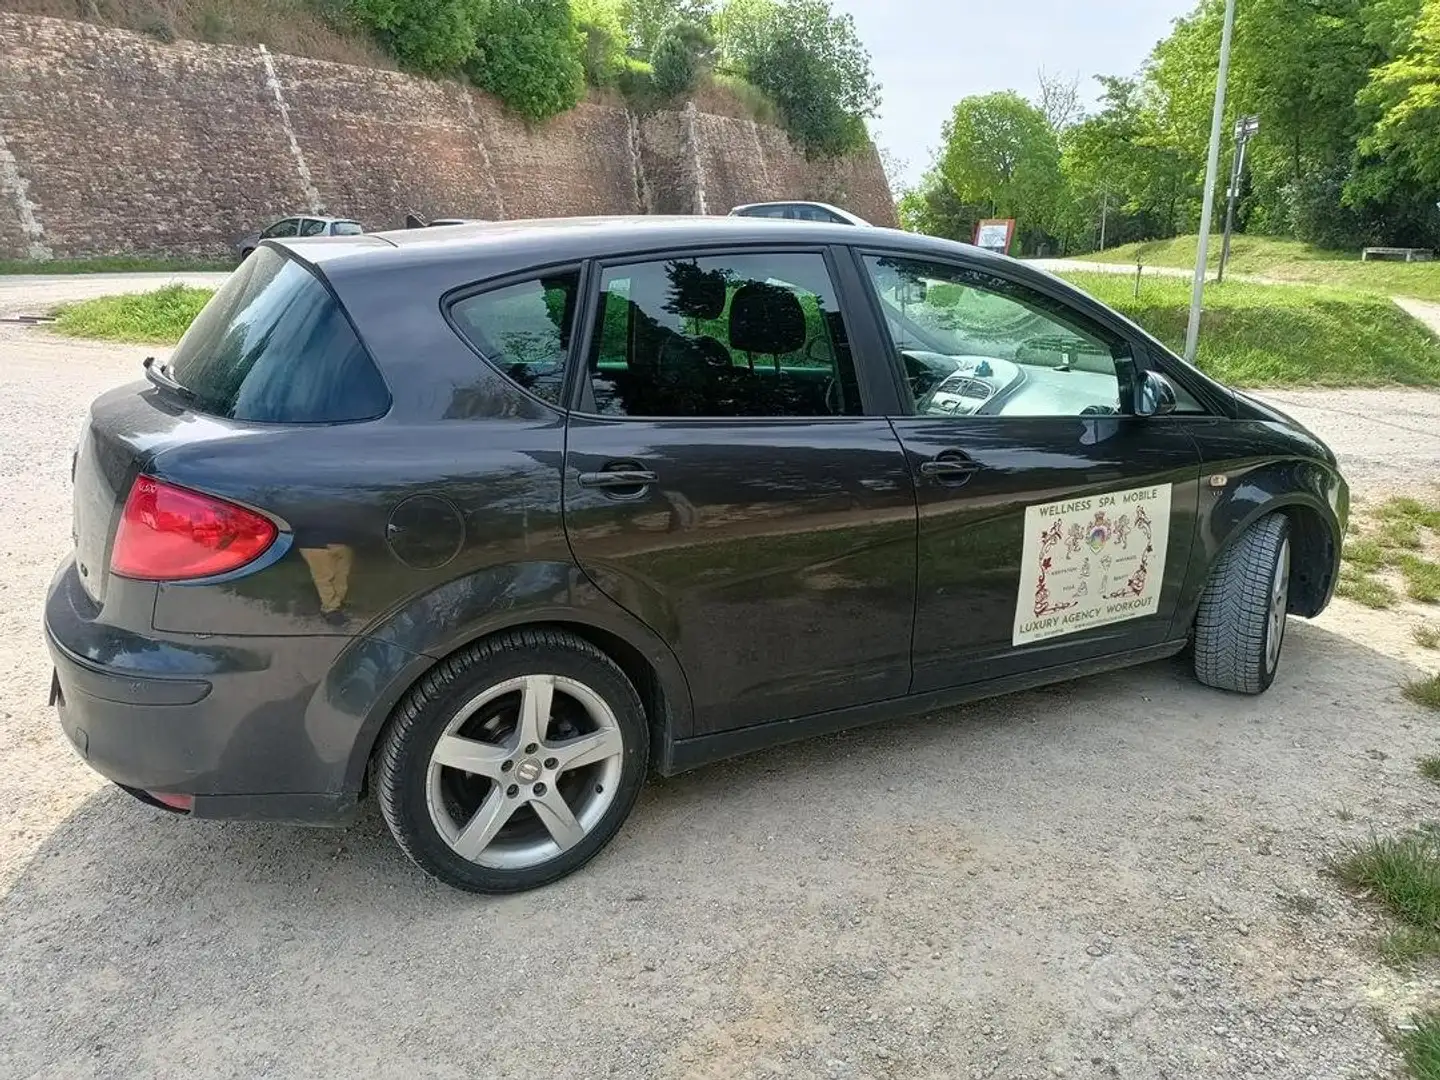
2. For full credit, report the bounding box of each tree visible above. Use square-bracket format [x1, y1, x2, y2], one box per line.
[939, 92, 1064, 231]
[622, 0, 716, 55]
[1357, 0, 1440, 191]
[897, 169, 983, 240]
[652, 19, 712, 96]
[1037, 69, 1083, 132]
[467, 0, 587, 122]
[720, 0, 880, 157]
[349, 0, 485, 73]
[573, 0, 629, 86]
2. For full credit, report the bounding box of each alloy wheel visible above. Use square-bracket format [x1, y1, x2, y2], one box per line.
[425, 674, 624, 870]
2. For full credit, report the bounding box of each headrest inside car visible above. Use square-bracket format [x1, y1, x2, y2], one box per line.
[729, 283, 806, 355]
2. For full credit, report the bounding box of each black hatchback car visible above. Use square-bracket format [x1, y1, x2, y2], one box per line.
[45, 217, 1347, 893]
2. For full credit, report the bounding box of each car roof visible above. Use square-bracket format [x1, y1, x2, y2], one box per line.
[277, 214, 1017, 283]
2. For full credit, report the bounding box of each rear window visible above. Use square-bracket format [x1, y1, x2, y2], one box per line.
[332, 221, 364, 236]
[166, 247, 389, 423]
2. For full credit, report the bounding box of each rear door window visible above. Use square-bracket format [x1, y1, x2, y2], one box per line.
[164, 247, 389, 423]
[299, 218, 329, 237]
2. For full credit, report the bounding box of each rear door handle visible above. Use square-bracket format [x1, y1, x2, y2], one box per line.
[919, 450, 980, 478]
[577, 469, 658, 489]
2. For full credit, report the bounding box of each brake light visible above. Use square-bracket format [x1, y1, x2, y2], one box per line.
[111, 476, 277, 580]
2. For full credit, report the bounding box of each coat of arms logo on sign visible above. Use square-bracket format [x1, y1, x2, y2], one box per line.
[1012, 483, 1173, 646]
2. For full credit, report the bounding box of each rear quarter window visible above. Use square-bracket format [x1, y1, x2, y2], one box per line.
[166, 248, 389, 423]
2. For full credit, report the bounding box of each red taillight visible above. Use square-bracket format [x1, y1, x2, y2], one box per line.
[111, 476, 277, 581]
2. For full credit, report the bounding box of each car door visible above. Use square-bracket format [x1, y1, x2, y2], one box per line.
[850, 250, 1204, 693]
[562, 247, 917, 737]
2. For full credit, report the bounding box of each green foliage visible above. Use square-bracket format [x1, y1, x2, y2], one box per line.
[573, 0, 629, 86]
[52, 285, 214, 344]
[940, 92, 1063, 239]
[622, 0, 715, 55]
[897, 169, 984, 242]
[719, 0, 879, 157]
[349, 0, 484, 72]
[1061, 271, 1440, 387]
[650, 19, 709, 97]
[467, 0, 586, 122]
[1356, 0, 1440, 195]
[1406, 673, 1440, 708]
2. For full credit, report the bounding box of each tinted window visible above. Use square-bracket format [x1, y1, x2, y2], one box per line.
[299, 218, 328, 237]
[450, 272, 581, 408]
[165, 247, 389, 423]
[332, 220, 364, 236]
[261, 218, 299, 238]
[864, 255, 1129, 418]
[586, 252, 861, 419]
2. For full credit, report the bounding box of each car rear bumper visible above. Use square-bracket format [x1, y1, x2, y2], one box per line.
[43, 558, 396, 825]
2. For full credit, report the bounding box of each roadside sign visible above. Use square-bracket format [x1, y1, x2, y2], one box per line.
[974, 219, 1017, 254]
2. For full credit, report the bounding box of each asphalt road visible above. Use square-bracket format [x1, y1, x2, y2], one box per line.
[0, 277, 1436, 1079]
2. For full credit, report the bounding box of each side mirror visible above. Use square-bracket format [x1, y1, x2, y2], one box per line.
[1135, 370, 1178, 417]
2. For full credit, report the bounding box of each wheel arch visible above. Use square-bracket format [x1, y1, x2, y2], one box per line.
[339, 569, 696, 797]
[1198, 492, 1342, 622]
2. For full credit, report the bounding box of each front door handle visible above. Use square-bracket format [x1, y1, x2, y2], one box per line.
[577, 468, 658, 489]
[919, 451, 980, 481]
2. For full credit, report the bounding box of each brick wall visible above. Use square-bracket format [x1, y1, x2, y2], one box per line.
[0, 14, 895, 259]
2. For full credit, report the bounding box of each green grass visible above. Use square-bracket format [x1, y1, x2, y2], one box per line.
[1334, 832, 1440, 962]
[1402, 556, 1440, 603]
[1381, 519, 1427, 550]
[1082, 234, 1440, 303]
[1337, 571, 1399, 608]
[1404, 674, 1440, 710]
[0, 255, 233, 275]
[1420, 756, 1440, 782]
[1415, 625, 1440, 650]
[1060, 272, 1440, 387]
[1345, 538, 1393, 573]
[1399, 1012, 1440, 1080]
[1380, 497, 1440, 531]
[51, 284, 214, 344]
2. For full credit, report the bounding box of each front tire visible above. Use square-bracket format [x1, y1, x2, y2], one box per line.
[376, 629, 649, 893]
[1194, 514, 1292, 694]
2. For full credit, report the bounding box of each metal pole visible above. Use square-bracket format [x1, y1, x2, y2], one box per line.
[1218, 131, 1249, 284]
[1184, 0, 1239, 363]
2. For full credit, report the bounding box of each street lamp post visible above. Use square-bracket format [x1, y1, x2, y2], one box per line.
[1218, 115, 1260, 284]
[1184, 0, 1240, 364]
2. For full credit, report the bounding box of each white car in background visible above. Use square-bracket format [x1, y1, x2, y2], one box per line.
[729, 201, 870, 225]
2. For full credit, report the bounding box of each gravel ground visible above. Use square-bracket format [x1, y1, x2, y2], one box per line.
[3, 276, 1440, 1079]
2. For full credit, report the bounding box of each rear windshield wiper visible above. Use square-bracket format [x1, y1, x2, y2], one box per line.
[143, 355, 199, 406]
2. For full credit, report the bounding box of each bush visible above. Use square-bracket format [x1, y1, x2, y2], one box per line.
[1283, 165, 1373, 251]
[467, 0, 586, 122]
[651, 22, 701, 98]
[721, 0, 879, 157]
[348, 0, 484, 73]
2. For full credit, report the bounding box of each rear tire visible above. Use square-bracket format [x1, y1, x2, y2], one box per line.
[1194, 514, 1292, 694]
[376, 629, 649, 893]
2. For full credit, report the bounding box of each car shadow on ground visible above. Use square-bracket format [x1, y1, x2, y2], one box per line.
[2, 617, 1425, 1076]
